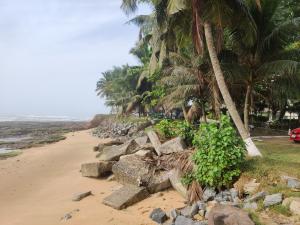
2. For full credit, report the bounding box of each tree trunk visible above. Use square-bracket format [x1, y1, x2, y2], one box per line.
[204, 22, 262, 157]
[244, 83, 252, 132]
[201, 102, 207, 123]
[212, 78, 221, 119]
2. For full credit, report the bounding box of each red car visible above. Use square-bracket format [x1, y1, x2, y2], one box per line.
[290, 128, 300, 142]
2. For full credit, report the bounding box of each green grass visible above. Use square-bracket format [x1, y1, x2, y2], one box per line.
[269, 204, 292, 217]
[249, 211, 264, 225]
[0, 150, 22, 160]
[243, 138, 300, 179]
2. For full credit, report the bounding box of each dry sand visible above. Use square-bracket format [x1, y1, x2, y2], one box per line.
[0, 130, 184, 225]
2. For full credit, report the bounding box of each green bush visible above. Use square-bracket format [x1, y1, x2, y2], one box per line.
[192, 115, 246, 188]
[155, 119, 195, 145]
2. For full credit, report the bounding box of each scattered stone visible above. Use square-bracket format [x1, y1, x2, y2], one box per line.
[229, 188, 239, 200]
[290, 199, 300, 215]
[287, 178, 300, 189]
[147, 130, 162, 156]
[81, 161, 115, 178]
[104, 139, 124, 146]
[175, 215, 206, 225]
[215, 190, 232, 202]
[157, 137, 186, 155]
[244, 179, 260, 194]
[72, 191, 92, 201]
[190, 203, 199, 217]
[243, 202, 258, 211]
[99, 140, 139, 161]
[245, 191, 267, 203]
[282, 197, 300, 207]
[102, 185, 149, 210]
[61, 213, 72, 221]
[93, 146, 99, 152]
[112, 154, 150, 186]
[107, 174, 115, 181]
[198, 209, 205, 217]
[264, 193, 283, 207]
[170, 209, 179, 221]
[208, 205, 255, 225]
[168, 169, 187, 198]
[180, 206, 192, 217]
[135, 136, 149, 147]
[150, 208, 168, 224]
[196, 201, 206, 211]
[202, 187, 216, 202]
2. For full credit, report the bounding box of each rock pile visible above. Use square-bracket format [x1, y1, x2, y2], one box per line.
[82, 126, 300, 225]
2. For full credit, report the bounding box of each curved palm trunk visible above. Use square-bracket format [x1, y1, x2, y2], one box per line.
[212, 78, 221, 119]
[244, 83, 252, 132]
[204, 22, 262, 157]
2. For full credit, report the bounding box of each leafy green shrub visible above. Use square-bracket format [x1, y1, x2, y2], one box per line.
[155, 119, 176, 138]
[155, 119, 195, 145]
[192, 115, 246, 188]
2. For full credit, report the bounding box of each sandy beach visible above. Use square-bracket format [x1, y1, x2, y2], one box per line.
[0, 130, 184, 225]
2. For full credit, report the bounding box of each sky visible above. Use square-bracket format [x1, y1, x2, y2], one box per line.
[0, 0, 150, 120]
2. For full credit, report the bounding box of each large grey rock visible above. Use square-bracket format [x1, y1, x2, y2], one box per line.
[243, 202, 258, 211]
[81, 161, 115, 178]
[135, 136, 149, 146]
[287, 178, 300, 189]
[147, 130, 162, 156]
[72, 191, 92, 201]
[102, 185, 149, 210]
[148, 171, 171, 194]
[215, 191, 232, 202]
[245, 191, 267, 203]
[98, 139, 139, 161]
[263, 193, 283, 207]
[208, 205, 254, 225]
[168, 169, 187, 198]
[157, 137, 186, 155]
[150, 208, 168, 224]
[175, 215, 206, 225]
[112, 154, 150, 186]
[203, 187, 216, 202]
[113, 154, 170, 193]
[290, 199, 300, 215]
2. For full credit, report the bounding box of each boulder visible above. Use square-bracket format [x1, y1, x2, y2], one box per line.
[102, 185, 149, 210]
[81, 161, 115, 178]
[175, 215, 206, 225]
[98, 139, 139, 161]
[202, 187, 216, 202]
[112, 154, 151, 186]
[208, 205, 255, 225]
[180, 203, 198, 218]
[282, 197, 300, 207]
[147, 131, 162, 156]
[263, 193, 283, 207]
[148, 171, 171, 194]
[72, 191, 92, 201]
[244, 179, 260, 194]
[287, 178, 300, 189]
[245, 191, 267, 203]
[168, 169, 187, 198]
[243, 202, 258, 211]
[150, 208, 168, 224]
[214, 190, 232, 202]
[290, 199, 300, 215]
[157, 137, 186, 155]
[135, 136, 149, 147]
[135, 150, 152, 158]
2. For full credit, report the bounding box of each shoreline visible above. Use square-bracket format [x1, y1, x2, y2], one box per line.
[0, 130, 184, 225]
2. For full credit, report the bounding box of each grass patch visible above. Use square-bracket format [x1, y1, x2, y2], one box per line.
[269, 204, 292, 217]
[242, 138, 300, 183]
[249, 211, 264, 225]
[0, 150, 22, 160]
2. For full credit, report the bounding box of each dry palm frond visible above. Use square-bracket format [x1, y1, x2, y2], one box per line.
[187, 180, 203, 203]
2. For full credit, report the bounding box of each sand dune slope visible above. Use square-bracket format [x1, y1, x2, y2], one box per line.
[0, 130, 184, 225]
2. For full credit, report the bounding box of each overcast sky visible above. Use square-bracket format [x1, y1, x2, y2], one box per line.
[0, 0, 149, 120]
